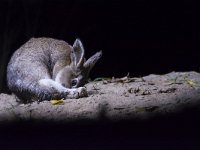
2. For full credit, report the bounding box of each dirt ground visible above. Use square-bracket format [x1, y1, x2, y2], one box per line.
[1, 71, 200, 123]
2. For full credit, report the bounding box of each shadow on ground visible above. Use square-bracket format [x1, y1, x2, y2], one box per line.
[1, 107, 200, 150]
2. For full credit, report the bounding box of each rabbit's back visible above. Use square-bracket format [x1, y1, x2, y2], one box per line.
[8, 37, 72, 78]
[7, 38, 72, 97]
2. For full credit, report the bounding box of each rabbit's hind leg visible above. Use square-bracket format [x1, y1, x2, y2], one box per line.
[38, 79, 87, 98]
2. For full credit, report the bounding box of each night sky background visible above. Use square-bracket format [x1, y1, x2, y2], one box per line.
[0, 0, 200, 149]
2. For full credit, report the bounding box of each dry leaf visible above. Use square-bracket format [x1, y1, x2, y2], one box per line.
[50, 99, 64, 105]
[186, 79, 200, 86]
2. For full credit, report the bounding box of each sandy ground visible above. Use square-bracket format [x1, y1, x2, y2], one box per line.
[1, 71, 200, 123]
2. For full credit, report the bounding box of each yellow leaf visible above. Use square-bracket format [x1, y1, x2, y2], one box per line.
[186, 79, 200, 86]
[50, 99, 64, 105]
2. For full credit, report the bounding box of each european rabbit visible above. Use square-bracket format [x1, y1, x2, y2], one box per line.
[7, 37, 102, 103]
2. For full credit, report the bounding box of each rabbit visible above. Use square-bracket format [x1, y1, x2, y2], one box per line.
[7, 37, 102, 103]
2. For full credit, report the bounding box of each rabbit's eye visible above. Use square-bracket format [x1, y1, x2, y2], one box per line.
[62, 83, 66, 87]
[71, 79, 78, 87]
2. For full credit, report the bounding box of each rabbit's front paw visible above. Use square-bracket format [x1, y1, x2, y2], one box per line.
[66, 87, 88, 99]
[77, 87, 88, 98]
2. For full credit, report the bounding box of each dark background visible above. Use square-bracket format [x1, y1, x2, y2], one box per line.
[0, 0, 199, 92]
[0, 0, 200, 149]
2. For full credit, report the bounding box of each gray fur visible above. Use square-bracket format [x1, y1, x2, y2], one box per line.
[7, 37, 102, 103]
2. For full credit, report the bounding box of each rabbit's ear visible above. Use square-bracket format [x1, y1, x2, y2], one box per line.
[84, 50, 102, 71]
[71, 39, 85, 68]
